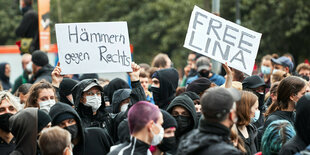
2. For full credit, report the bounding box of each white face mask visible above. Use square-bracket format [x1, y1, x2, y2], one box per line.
[85, 95, 101, 112]
[120, 103, 129, 112]
[26, 61, 33, 73]
[251, 110, 260, 123]
[272, 69, 279, 74]
[39, 100, 56, 113]
[151, 123, 164, 146]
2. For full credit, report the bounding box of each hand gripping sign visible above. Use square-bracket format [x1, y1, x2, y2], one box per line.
[55, 22, 132, 74]
[184, 6, 262, 75]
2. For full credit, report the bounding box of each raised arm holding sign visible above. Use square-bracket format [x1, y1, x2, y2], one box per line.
[184, 6, 262, 75]
[55, 22, 132, 74]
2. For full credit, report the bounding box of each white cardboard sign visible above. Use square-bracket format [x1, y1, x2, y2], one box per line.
[184, 6, 262, 75]
[55, 22, 132, 74]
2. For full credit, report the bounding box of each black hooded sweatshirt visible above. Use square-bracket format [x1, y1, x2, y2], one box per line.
[166, 95, 198, 145]
[105, 78, 130, 104]
[153, 68, 179, 110]
[72, 79, 146, 142]
[49, 102, 113, 155]
[0, 63, 11, 90]
[29, 64, 54, 84]
[9, 108, 38, 155]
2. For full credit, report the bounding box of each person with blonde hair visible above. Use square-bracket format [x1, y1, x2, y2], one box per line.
[0, 91, 21, 154]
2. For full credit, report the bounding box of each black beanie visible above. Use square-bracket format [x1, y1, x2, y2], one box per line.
[37, 110, 51, 133]
[59, 78, 78, 96]
[32, 50, 49, 67]
[161, 110, 177, 129]
[181, 91, 200, 100]
[186, 77, 212, 95]
[79, 73, 99, 81]
[53, 113, 76, 126]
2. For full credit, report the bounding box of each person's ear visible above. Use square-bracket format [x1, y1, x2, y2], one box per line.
[285, 67, 290, 73]
[289, 94, 297, 102]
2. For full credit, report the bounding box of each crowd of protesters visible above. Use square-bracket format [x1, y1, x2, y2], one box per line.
[1, 47, 310, 155]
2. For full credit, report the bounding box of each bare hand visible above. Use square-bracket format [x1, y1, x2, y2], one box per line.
[223, 62, 232, 88]
[128, 62, 141, 82]
[51, 62, 63, 88]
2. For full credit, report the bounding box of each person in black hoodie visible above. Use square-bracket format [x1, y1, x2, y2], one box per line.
[29, 50, 54, 84]
[9, 108, 51, 155]
[150, 68, 179, 110]
[71, 62, 145, 141]
[279, 93, 310, 155]
[166, 95, 198, 144]
[0, 63, 12, 91]
[176, 87, 242, 155]
[49, 102, 113, 155]
[111, 88, 131, 114]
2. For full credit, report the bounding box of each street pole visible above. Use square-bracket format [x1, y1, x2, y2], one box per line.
[236, 0, 241, 25]
[211, 0, 222, 74]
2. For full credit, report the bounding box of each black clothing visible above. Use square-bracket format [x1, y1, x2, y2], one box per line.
[237, 124, 258, 155]
[264, 111, 295, 131]
[72, 79, 145, 142]
[153, 68, 179, 110]
[16, 6, 39, 53]
[105, 78, 130, 104]
[108, 136, 151, 155]
[58, 78, 78, 106]
[0, 63, 11, 90]
[176, 118, 241, 155]
[279, 135, 307, 155]
[49, 102, 113, 155]
[0, 137, 16, 155]
[280, 94, 310, 155]
[166, 95, 198, 131]
[29, 64, 54, 84]
[9, 108, 39, 155]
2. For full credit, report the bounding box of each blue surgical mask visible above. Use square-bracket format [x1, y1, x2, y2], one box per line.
[251, 110, 260, 123]
[261, 66, 271, 75]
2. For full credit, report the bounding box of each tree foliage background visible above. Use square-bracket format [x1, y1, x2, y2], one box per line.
[1, 0, 310, 69]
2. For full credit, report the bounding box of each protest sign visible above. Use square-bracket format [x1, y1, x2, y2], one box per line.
[55, 22, 132, 74]
[184, 6, 262, 75]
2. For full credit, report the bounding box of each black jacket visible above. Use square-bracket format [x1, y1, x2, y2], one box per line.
[264, 111, 295, 131]
[237, 124, 258, 155]
[154, 68, 179, 110]
[29, 64, 54, 84]
[108, 136, 151, 155]
[176, 118, 242, 155]
[49, 102, 113, 155]
[15, 6, 39, 53]
[72, 79, 145, 142]
[279, 135, 307, 155]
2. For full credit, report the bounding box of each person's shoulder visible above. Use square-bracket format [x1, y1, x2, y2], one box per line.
[202, 142, 242, 155]
[107, 143, 129, 155]
[279, 136, 301, 155]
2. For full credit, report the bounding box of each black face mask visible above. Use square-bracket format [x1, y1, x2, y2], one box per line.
[157, 136, 177, 152]
[0, 113, 13, 133]
[255, 92, 265, 111]
[64, 124, 78, 141]
[150, 87, 161, 103]
[196, 112, 202, 120]
[174, 115, 193, 137]
[199, 70, 210, 78]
